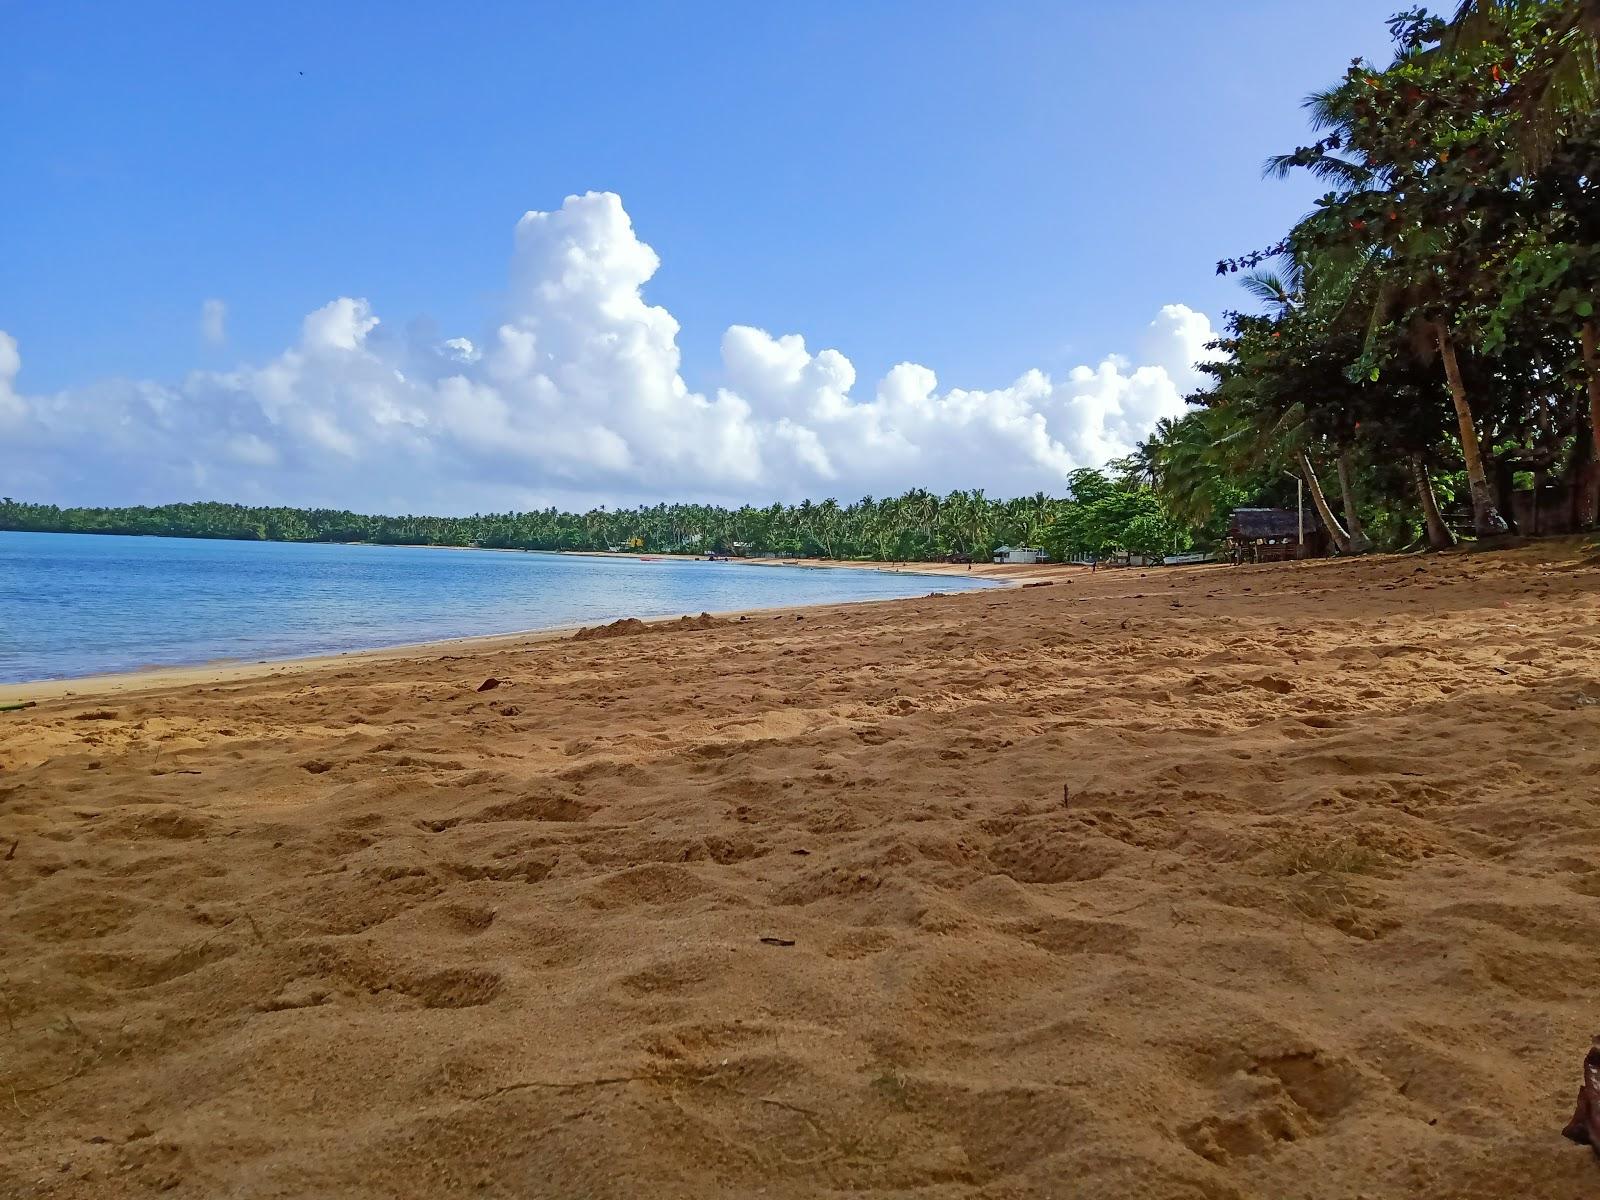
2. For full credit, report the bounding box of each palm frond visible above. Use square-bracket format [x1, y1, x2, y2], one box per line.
[1303, 84, 1355, 132]
[1265, 154, 1375, 188]
[1239, 270, 1294, 310]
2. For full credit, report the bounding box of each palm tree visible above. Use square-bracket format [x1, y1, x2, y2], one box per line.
[1267, 48, 1515, 537]
[1145, 410, 1235, 532]
[1410, 455, 1458, 549]
[1233, 263, 1376, 551]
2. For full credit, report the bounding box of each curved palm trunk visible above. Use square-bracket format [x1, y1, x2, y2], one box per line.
[1411, 455, 1455, 550]
[1434, 323, 1509, 536]
[1298, 450, 1352, 555]
[1335, 449, 1373, 553]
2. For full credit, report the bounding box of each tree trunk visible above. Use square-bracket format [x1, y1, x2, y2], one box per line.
[1412, 455, 1455, 550]
[1493, 458, 1519, 534]
[1581, 322, 1600, 527]
[1570, 410, 1598, 530]
[1335, 449, 1373, 553]
[1435, 322, 1509, 536]
[1299, 450, 1352, 555]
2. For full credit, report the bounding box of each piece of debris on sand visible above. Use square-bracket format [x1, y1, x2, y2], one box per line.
[1562, 1037, 1600, 1156]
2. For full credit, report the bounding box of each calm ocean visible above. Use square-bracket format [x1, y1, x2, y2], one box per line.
[0, 532, 996, 683]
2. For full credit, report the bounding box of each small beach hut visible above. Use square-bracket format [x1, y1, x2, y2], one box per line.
[1226, 508, 1324, 563]
[992, 546, 1049, 565]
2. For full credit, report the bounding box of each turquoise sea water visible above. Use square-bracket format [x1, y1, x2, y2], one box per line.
[0, 532, 996, 683]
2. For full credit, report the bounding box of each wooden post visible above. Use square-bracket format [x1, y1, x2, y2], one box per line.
[1297, 478, 1304, 558]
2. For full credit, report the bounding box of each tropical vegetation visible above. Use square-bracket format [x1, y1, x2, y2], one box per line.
[0, 493, 1036, 561]
[1191, 0, 1599, 550]
[0, 483, 1175, 563]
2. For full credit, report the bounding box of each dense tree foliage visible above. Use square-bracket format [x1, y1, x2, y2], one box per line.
[1192, 0, 1599, 549]
[1039, 468, 1192, 562]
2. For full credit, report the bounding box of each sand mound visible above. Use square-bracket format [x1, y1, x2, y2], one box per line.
[573, 612, 723, 641]
[4, 539, 1600, 1197]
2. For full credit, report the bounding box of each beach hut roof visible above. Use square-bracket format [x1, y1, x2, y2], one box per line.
[1229, 508, 1320, 538]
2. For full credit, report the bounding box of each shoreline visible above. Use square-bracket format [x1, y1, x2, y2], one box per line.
[0, 565, 1040, 704]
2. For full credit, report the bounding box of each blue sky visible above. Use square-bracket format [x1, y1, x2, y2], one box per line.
[1, 1, 1405, 511]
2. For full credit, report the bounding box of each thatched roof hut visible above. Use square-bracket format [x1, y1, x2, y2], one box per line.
[1226, 507, 1325, 562]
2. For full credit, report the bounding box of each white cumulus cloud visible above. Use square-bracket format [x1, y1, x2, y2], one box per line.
[0, 192, 1215, 511]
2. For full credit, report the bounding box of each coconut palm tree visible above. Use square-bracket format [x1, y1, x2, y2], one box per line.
[1265, 45, 1516, 536]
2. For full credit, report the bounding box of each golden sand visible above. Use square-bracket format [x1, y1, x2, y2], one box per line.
[3, 541, 1599, 1197]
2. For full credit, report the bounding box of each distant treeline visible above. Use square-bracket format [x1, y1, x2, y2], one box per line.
[0, 474, 1208, 563]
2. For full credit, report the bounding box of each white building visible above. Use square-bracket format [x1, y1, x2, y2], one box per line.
[992, 546, 1049, 565]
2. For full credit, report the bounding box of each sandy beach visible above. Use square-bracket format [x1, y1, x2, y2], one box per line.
[3, 539, 1599, 1198]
